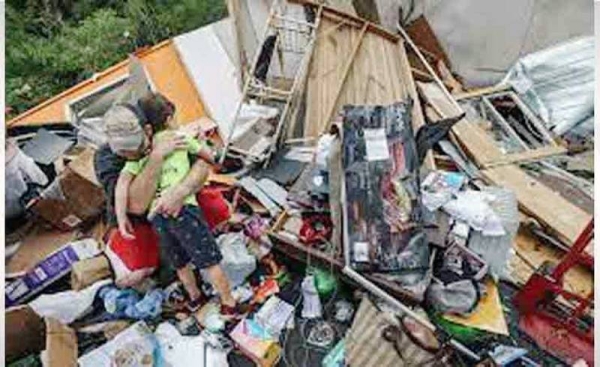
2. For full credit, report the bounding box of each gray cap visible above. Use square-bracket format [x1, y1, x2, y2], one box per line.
[103, 105, 145, 153]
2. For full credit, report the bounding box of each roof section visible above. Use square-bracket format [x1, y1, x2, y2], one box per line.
[8, 40, 207, 128]
[174, 18, 242, 139]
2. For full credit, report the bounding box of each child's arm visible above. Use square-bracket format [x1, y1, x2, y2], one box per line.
[184, 132, 221, 165]
[196, 143, 221, 165]
[115, 171, 135, 239]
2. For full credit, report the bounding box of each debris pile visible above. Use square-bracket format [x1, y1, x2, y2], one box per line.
[5, 1, 593, 366]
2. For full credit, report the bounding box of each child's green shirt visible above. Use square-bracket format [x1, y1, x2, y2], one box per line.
[121, 130, 203, 210]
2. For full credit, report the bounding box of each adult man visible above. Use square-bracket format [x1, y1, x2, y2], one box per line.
[94, 93, 239, 315]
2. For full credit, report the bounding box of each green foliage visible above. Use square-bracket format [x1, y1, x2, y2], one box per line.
[6, 0, 227, 118]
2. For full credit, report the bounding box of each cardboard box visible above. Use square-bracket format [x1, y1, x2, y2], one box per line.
[230, 319, 281, 367]
[71, 254, 112, 291]
[6, 239, 101, 307]
[32, 149, 105, 231]
[6, 306, 78, 366]
[6, 225, 77, 276]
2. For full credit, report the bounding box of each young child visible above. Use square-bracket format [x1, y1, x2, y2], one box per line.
[113, 94, 233, 313]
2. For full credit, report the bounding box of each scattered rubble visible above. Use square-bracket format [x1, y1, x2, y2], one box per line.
[5, 1, 593, 366]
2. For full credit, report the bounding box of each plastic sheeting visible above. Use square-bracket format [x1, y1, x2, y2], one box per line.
[5, 141, 48, 219]
[29, 279, 112, 324]
[210, 232, 257, 288]
[467, 187, 519, 281]
[504, 37, 594, 137]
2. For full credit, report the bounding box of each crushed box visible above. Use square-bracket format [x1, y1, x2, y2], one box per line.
[6, 239, 101, 307]
[31, 149, 105, 231]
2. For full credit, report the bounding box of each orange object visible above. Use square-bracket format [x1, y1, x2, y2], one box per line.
[253, 278, 280, 304]
[8, 41, 207, 129]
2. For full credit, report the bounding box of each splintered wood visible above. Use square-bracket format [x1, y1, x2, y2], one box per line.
[304, 16, 408, 138]
[510, 229, 593, 298]
[417, 81, 591, 248]
[301, 8, 433, 166]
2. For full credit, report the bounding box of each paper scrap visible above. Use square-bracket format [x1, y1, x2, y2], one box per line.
[363, 129, 390, 162]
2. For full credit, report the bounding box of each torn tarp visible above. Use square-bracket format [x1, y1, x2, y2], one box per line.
[503, 37, 594, 138]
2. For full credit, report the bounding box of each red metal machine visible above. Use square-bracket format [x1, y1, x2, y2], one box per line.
[514, 220, 594, 365]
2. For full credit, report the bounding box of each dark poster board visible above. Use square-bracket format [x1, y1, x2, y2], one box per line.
[342, 103, 428, 275]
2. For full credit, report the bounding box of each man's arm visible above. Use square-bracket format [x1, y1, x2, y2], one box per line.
[151, 158, 210, 217]
[115, 171, 135, 238]
[127, 133, 188, 215]
[127, 153, 163, 215]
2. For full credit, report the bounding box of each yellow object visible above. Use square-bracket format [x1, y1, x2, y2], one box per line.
[230, 319, 281, 367]
[208, 172, 237, 186]
[443, 279, 509, 335]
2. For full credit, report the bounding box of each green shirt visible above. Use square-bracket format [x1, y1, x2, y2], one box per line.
[122, 130, 202, 210]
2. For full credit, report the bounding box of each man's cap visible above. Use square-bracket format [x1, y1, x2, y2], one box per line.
[103, 104, 146, 153]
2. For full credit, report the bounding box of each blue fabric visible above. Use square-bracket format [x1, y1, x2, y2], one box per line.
[98, 286, 165, 320]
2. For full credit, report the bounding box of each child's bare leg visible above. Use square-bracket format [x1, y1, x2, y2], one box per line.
[205, 264, 235, 307]
[176, 264, 202, 301]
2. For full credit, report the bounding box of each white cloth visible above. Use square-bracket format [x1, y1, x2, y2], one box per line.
[29, 279, 112, 324]
[154, 322, 229, 367]
[443, 190, 505, 236]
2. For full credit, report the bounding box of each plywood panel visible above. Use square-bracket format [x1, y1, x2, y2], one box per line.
[482, 165, 591, 245]
[303, 12, 418, 138]
[510, 229, 592, 298]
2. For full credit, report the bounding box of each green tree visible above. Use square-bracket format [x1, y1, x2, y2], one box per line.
[6, 0, 228, 118]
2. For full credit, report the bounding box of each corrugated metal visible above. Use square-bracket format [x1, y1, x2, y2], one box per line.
[505, 37, 594, 136]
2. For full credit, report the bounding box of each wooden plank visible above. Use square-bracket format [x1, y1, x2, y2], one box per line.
[454, 85, 510, 101]
[397, 40, 435, 169]
[483, 145, 567, 168]
[323, 0, 356, 15]
[322, 23, 368, 132]
[417, 81, 503, 166]
[482, 165, 591, 245]
[289, 0, 399, 42]
[510, 229, 592, 298]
